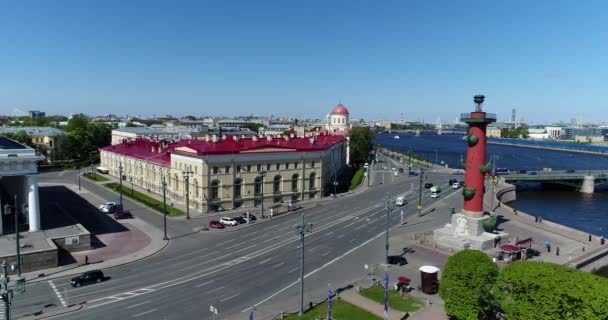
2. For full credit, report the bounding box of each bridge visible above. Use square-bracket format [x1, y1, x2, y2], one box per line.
[500, 170, 608, 193]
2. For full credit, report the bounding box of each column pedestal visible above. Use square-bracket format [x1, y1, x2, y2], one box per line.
[26, 175, 41, 231]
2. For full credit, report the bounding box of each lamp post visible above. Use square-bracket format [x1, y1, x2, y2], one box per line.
[78, 167, 81, 191]
[91, 161, 95, 179]
[434, 149, 439, 165]
[1, 261, 13, 320]
[183, 171, 193, 220]
[162, 175, 168, 240]
[384, 193, 391, 264]
[118, 163, 124, 207]
[259, 171, 267, 218]
[489, 154, 498, 212]
[294, 212, 313, 316]
[333, 180, 338, 197]
[130, 176, 134, 196]
[13, 196, 21, 277]
[417, 169, 424, 216]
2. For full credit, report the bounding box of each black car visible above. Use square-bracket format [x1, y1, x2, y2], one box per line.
[448, 179, 457, 185]
[234, 216, 247, 224]
[71, 270, 105, 287]
[398, 168, 404, 173]
[566, 169, 576, 173]
[242, 213, 257, 222]
[113, 210, 133, 220]
[424, 183, 433, 189]
[387, 255, 408, 266]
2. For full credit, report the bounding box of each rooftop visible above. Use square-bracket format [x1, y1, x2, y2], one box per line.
[0, 136, 28, 150]
[0, 126, 67, 136]
[101, 134, 345, 167]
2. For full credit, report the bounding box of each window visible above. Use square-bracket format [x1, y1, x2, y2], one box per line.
[210, 180, 220, 200]
[273, 175, 281, 193]
[174, 174, 179, 192]
[254, 176, 263, 195]
[233, 179, 242, 199]
[294, 162, 298, 169]
[195, 166, 198, 174]
[257, 164, 261, 172]
[194, 179, 199, 197]
[267, 164, 271, 171]
[236, 165, 241, 173]
[213, 166, 219, 174]
[225, 166, 230, 174]
[309, 172, 316, 189]
[310, 161, 315, 168]
[276, 163, 280, 170]
[291, 174, 299, 192]
[285, 163, 289, 169]
[247, 165, 251, 172]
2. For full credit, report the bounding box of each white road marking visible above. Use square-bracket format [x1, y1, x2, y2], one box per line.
[127, 301, 151, 309]
[325, 231, 334, 236]
[132, 309, 158, 318]
[234, 244, 257, 254]
[215, 238, 238, 246]
[288, 267, 299, 274]
[271, 262, 285, 269]
[195, 280, 215, 288]
[242, 231, 386, 313]
[321, 251, 330, 257]
[225, 241, 248, 250]
[263, 236, 279, 243]
[336, 234, 344, 239]
[220, 293, 240, 302]
[349, 238, 357, 243]
[307, 246, 319, 253]
[259, 258, 272, 265]
[206, 286, 225, 294]
[48, 280, 67, 307]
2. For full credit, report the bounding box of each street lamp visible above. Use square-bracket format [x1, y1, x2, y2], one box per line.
[259, 171, 267, 218]
[78, 167, 81, 190]
[417, 169, 424, 216]
[183, 171, 194, 220]
[162, 175, 168, 240]
[489, 154, 498, 212]
[384, 193, 392, 264]
[118, 163, 124, 207]
[434, 149, 438, 165]
[333, 180, 338, 197]
[294, 212, 313, 316]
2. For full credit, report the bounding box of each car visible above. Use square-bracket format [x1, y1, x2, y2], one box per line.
[208, 220, 225, 229]
[528, 171, 538, 175]
[99, 202, 117, 213]
[566, 169, 576, 173]
[234, 216, 247, 224]
[71, 270, 105, 287]
[452, 182, 460, 189]
[424, 183, 433, 189]
[242, 213, 257, 222]
[113, 210, 133, 220]
[448, 179, 457, 185]
[387, 255, 407, 266]
[382, 166, 387, 170]
[519, 170, 527, 174]
[409, 171, 418, 176]
[398, 168, 404, 173]
[219, 217, 238, 226]
[430, 192, 439, 198]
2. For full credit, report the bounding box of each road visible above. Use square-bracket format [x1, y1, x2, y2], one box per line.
[13, 156, 463, 320]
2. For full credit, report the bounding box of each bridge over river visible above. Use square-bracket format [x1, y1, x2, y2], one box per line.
[501, 169, 608, 193]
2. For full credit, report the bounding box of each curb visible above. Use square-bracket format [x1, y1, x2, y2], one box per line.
[19, 304, 83, 320]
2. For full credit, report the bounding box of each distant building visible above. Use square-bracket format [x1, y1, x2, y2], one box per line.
[0, 126, 67, 163]
[487, 126, 501, 138]
[574, 135, 604, 143]
[111, 125, 257, 145]
[28, 111, 46, 118]
[325, 104, 350, 135]
[546, 126, 562, 140]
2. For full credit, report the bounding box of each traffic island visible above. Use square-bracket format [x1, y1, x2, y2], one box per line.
[280, 299, 380, 320]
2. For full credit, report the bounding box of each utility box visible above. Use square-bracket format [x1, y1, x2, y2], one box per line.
[419, 265, 440, 294]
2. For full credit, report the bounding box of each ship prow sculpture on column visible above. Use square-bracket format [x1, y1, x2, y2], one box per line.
[434, 95, 509, 251]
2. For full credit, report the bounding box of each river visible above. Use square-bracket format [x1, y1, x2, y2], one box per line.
[375, 132, 608, 238]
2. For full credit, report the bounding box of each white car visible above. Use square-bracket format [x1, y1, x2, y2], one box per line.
[99, 202, 117, 213]
[219, 217, 238, 226]
[430, 192, 439, 198]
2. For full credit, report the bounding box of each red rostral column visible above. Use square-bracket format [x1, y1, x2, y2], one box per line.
[461, 95, 496, 218]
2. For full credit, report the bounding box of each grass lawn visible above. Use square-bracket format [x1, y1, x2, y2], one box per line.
[282, 299, 380, 320]
[104, 182, 185, 217]
[349, 167, 365, 190]
[82, 172, 110, 182]
[360, 286, 424, 313]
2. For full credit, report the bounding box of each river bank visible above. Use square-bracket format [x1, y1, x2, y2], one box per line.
[488, 140, 608, 156]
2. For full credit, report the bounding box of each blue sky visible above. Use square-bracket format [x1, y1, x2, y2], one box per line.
[1, 1, 607, 123]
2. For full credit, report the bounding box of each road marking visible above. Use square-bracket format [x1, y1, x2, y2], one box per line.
[48, 280, 67, 307]
[325, 231, 334, 236]
[206, 286, 225, 294]
[271, 262, 285, 269]
[349, 238, 357, 243]
[288, 267, 299, 274]
[307, 246, 319, 253]
[195, 280, 215, 288]
[132, 309, 158, 318]
[259, 258, 272, 265]
[263, 236, 279, 243]
[321, 251, 330, 257]
[225, 241, 248, 250]
[243, 231, 386, 313]
[234, 244, 257, 254]
[220, 293, 240, 302]
[336, 234, 344, 239]
[127, 301, 151, 309]
[215, 238, 238, 247]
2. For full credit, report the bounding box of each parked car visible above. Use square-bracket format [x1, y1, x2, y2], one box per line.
[448, 179, 457, 186]
[409, 171, 418, 176]
[219, 217, 238, 226]
[387, 255, 407, 266]
[208, 220, 225, 229]
[424, 183, 433, 189]
[395, 196, 407, 206]
[99, 202, 117, 213]
[528, 171, 538, 175]
[398, 168, 404, 173]
[519, 170, 527, 174]
[71, 270, 105, 287]
[234, 216, 247, 224]
[113, 210, 133, 220]
[566, 169, 576, 173]
[242, 213, 257, 222]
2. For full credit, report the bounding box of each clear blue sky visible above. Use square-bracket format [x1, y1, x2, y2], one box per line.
[1, 1, 607, 123]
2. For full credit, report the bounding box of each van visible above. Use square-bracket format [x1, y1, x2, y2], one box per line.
[452, 182, 460, 189]
[395, 196, 407, 206]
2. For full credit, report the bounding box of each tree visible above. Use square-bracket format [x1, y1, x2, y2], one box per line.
[348, 126, 374, 164]
[494, 262, 608, 320]
[439, 250, 499, 320]
[241, 123, 263, 133]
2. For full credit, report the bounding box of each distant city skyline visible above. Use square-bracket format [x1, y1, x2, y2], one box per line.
[2, 1, 608, 123]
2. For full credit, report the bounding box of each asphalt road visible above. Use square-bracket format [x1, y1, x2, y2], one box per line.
[14, 157, 463, 320]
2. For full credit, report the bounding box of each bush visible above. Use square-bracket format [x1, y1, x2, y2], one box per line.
[494, 262, 608, 320]
[104, 183, 185, 216]
[82, 172, 109, 182]
[439, 250, 498, 320]
[349, 168, 365, 190]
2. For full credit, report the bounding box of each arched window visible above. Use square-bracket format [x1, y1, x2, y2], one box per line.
[273, 175, 281, 193]
[291, 174, 299, 192]
[233, 178, 242, 199]
[174, 174, 179, 192]
[210, 180, 220, 200]
[193, 179, 199, 197]
[309, 172, 316, 190]
[254, 176, 263, 196]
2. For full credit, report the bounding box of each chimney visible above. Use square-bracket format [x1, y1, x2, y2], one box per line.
[205, 134, 210, 142]
[283, 135, 289, 141]
[221, 134, 227, 140]
[309, 136, 315, 144]
[267, 135, 273, 142]
[252, 135, 259, 142]
[290, 133, 295, 139]
[233, 135, 240, 142]
[212, 134, 218, 143]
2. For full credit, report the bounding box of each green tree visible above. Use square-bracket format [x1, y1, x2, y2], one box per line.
[439, 250, 499, 320]
[242, 123, 263, 132]
[348, 126, 374, 164]
[495, 262, 608, 320]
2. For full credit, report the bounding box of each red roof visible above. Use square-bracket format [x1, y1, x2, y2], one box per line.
[330, 104, 349, 116]
[100, 135, 345, 167]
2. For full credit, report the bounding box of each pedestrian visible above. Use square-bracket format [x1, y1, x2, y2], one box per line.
[601, 237, 605, 245]
[539, 216, 543, 223]
[85, 255, 89, 265]
[535, 216, 538, 223]
[582, 246, 586, 252]
[492, 257, 497, 264]
[545, 240, 551, 253]
[556, 247, 560, 256]
[589, 234, 593, 242]
[513, 208, 517, 215]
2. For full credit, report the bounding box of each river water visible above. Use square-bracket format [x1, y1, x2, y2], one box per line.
[375, 132, 608, 237]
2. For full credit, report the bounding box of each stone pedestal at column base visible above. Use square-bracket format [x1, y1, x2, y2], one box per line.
[434, 213, 508, 251]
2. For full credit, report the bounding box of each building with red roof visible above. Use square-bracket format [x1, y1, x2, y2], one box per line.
[99, 133, 346, 213]
[326, 103, 351, 136]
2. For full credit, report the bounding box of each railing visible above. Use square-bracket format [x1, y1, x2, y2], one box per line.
[460, 112, 497, 121]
